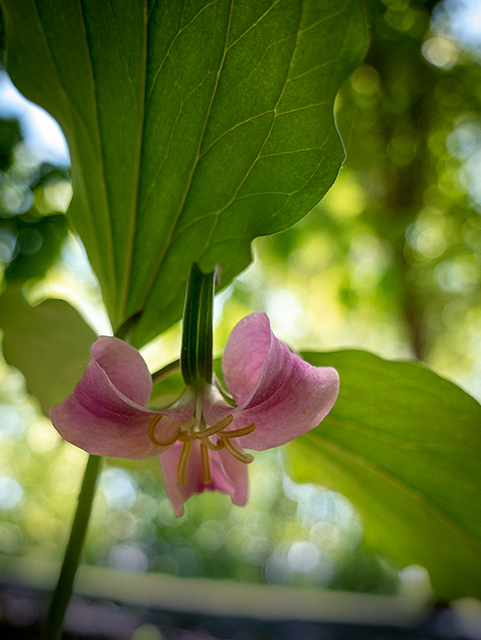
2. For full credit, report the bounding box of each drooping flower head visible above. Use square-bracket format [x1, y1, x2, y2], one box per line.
[51, 313, 339, 516]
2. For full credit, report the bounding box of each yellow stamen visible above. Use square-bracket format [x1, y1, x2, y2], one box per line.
[200, 437, 225, 452]
[222, 438, 254, 464]
[149, 406, 256, 482]
[196, 414, 234, 438]
[200, 442, 211, 484]
[148, 415, 180, 447]
[178, 431, 196, 442]
[220, 423, 255, 439]
[177, 441, 191, 483]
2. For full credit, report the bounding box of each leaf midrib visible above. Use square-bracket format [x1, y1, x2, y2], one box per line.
[118, 0, 149, 324]
[78, 0, 117, 313]
[133, 0, 236, 315]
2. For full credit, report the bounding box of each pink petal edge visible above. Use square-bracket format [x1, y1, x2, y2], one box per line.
[222, 314, 340, 451]
[222, 312, 272, 405]
[50, 336, 177, 460]
[91, 336, 153, 406]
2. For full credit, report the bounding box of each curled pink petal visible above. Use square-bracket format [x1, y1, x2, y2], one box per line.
[91, 336, 153, 406]
[222, 313, 273, 405]
[50, 336, 178, 459]
[231, 363, 339, 450]
[222, 313, 339, 450]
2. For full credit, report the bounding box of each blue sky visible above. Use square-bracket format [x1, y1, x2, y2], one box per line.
[0, 70, 70, 166]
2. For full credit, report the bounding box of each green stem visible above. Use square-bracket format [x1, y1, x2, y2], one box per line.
[41, 454, 103, 640]
[151, 358, 180, 385]
[180, 262, 216, 386]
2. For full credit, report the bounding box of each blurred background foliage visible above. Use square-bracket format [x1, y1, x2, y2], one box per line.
[0, 0, 480, 604]
[0, 119, 69, 285]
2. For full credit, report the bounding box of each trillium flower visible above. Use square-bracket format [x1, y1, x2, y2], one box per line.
[50, 312, 339, 515]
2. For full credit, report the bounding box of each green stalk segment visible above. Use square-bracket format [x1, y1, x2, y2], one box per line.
[41, 454, 103, 640]
[180, 263, 216, 386]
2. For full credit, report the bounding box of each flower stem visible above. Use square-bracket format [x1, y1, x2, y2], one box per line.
[181, 262, 217, 386]
[41, 454, 103, 640]
[151, 358, 181, 385]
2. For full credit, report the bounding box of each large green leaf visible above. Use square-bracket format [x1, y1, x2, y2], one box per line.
[286, 350, 481, 600]
[0, 0, 367, 346]
[0, 288, 96, 414]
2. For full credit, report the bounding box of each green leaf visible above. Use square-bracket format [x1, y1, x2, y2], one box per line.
[0, 0, 367, 346]
[286, 350, 481, 600]
[0, 287, 96, 415]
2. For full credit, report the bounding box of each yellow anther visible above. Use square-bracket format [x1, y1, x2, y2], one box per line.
[148, 415, 180, 447]
[200, 442, 211, 484]
[196, 414, 233, 438]
[177, 441, 191, 483]
[220, 423, 255, 439]
[222, 438, 254, 464]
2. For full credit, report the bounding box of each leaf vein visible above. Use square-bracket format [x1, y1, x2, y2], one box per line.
[260, 147, 326, 158]
[77, 0, 117, 299]
[146, 0, 186, 106]
[137, 0, 235, 308]
[198, 110, 275, 160]
[187, 3, 303, 243]
[303, 436, 481, 551]
[298, 7, 347, 35]
[119, 1, 149, 322]
[139, 71, 215, 219]
[226, 0, 281, 50]
[289, 61, 333, 81]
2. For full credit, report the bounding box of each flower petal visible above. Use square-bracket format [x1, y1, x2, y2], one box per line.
[223, 313, 340, 450]
[218, 444, 248, 507]
[222, 313, 273, 405]
[233, 363, 339, 450]
[200, 382, 235, 427]
[91, 336, 153, 406]
[159, 441, 247, 516]
[50, 336, 178, 459]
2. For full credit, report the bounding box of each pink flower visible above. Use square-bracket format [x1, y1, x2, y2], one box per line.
[50, 313, 339, 515]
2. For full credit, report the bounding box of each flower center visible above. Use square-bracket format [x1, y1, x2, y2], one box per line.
[148, 413, 255, 484]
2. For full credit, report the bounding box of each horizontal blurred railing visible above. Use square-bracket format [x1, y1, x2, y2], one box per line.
[0, 556, 428, 627]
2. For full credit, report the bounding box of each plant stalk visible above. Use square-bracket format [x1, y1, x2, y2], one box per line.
[41, 454, 103, 640]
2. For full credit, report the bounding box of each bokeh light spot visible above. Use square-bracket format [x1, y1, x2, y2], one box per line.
[0, 476, 24, 509]
[422, 37, 458, 69]
[131, 624, 164, 640]
[195, 519, 225, 551]
[101, 468, 137, 510]
[27, 418, 60, 453]
[108, 544, 148, 573]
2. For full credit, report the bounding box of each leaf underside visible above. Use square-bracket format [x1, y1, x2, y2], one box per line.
[1, 0, 367, 346]
[0, 288, 96, 414]
[286, 350, 481, 600]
